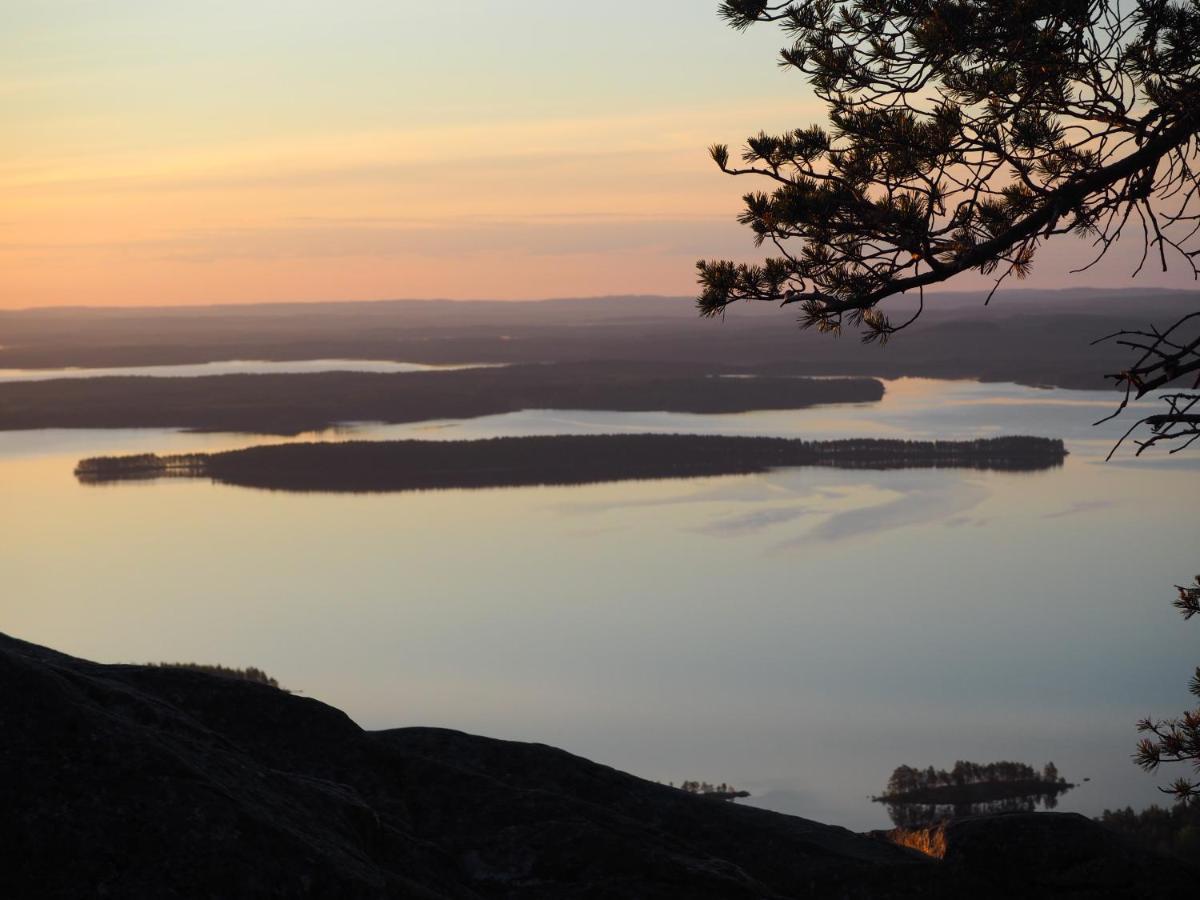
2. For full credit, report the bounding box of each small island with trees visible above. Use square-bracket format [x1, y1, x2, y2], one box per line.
[876, 761, 1074, 807]
[875, 760, 1076, 829]
[673, 780, 750, 802]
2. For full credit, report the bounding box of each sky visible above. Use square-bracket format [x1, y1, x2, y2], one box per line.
[2, 1, 1196, 309]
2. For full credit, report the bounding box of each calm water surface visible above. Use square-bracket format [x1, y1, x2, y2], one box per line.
[2, 378, 1196, 829]
[0, 358, 498, 382]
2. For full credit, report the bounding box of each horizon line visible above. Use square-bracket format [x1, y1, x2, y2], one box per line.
[3, 285, 1195, 315]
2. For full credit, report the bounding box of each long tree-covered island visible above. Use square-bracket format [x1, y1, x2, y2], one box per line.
[74, 434, 1069, 492]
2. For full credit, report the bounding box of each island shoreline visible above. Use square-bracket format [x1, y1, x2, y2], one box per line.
[76, 434, 1069, 493]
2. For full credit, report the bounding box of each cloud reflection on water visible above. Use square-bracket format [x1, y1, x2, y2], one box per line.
[557, 466, 995, 547]
[805, 477, 990, 543]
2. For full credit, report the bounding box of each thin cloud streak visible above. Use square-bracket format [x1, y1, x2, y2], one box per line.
[0, 217, 745, 264]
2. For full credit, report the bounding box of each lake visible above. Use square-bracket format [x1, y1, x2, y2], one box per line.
[1, 377, 1196, 830]
[0, 358, 500, 382]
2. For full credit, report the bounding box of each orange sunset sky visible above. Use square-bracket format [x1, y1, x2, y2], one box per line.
[3, 1, 1195, 309]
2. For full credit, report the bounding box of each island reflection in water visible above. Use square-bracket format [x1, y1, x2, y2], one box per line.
[883, 789, 1074, 829]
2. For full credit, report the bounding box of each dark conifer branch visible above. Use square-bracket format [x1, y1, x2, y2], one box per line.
[1093, 311, 1200, 456]
[702, 0, 1200, 442]
[1135, 575, 1200, 804]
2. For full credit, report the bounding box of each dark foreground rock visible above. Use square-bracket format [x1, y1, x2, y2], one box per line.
[0, 633, 1188, 899]
[940, 812, 1197, 895]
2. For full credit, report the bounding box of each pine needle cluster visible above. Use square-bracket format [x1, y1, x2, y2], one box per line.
[700, 1, 1200, 342]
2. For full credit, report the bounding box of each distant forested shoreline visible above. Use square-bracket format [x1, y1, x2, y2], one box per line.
[76, 434, 1068, 493]
[0, 364, 883, 434]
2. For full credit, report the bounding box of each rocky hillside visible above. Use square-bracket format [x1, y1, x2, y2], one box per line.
[0, 633, 1188, 898]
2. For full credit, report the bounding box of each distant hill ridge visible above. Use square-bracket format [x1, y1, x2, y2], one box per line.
[0, 288, 1191, 388]
[1, 286, 1194, 316]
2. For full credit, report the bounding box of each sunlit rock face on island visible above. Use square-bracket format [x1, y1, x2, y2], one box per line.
[74, 434, 1069, 493]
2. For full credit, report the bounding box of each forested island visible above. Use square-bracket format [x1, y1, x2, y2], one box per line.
[0, 362, 882, 434]
[875, 761, 1076, 829]
[674, 780, 751, 802]
[876, 761, 1074, 806]
[75, 434, 1068, 493]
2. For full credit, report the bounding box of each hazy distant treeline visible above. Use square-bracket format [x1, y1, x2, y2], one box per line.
[76, 434, 1068, 493]
[1, 291, 1193, 392]
[1098, 804, 1200, 863]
